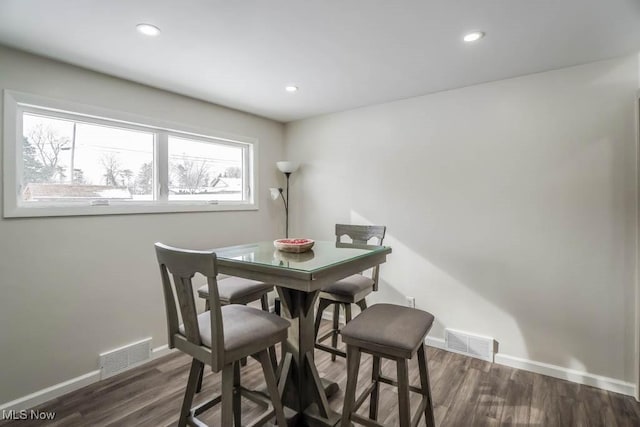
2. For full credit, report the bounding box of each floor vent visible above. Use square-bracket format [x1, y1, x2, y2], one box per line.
[99, 338, 152, 379]
[444, 329, 494, 362]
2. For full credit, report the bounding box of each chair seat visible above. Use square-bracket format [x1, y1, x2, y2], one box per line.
[320, 274, 374, 302]
[179, 305, 290, 361]
[341, 304, 434, 359]
[198, 277, 273, 305]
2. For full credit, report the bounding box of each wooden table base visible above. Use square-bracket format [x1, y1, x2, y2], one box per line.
[276, 288, 342, 426]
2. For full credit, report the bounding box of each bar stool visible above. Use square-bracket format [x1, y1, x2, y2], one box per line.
[314, 224, 386, 361]
[340, 304, 436, 427]
[154, 243, 289, 427]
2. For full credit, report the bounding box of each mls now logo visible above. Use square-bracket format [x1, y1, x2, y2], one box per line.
[2, 409, 56, 420]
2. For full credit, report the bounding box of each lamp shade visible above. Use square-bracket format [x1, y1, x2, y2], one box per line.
[270, 188, 281, 200]
[276, 161, 299, 174]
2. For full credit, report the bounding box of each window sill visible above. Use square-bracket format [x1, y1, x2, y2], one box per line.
[3, 202, 259, 218]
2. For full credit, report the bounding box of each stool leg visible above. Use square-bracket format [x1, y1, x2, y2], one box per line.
[261, 293, 269, 311]
[221, 363, 234, 427]
[314, 298, 331, 338]
[178, 359, 203, 427]
[238, 302, 250, 367]
[258, 350, 288, 426]
[194, 367, 204, 394]
[344, 303, 352, 323]
[331, 303, 340, 361]
[397, 358, 411, 427]
[356, 298, 367, 312]
[268, 345, 278, 371]
[418, 345, 436, 427]
[233, 361, 241, 426]
[340, 346, 361, 427]
[369, 355, 381, 421]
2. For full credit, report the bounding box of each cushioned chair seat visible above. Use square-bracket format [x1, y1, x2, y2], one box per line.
[198, 277, 273, 304]
[180, 305, 289, 361]
[321, 274, 374, 298]
[341, 304, 434, 359]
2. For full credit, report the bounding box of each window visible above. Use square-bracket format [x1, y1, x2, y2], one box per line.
[168, 136, 247, 202]
[3, 91, 257, 217]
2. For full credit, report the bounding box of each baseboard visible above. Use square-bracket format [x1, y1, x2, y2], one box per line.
[151, 344, 176, 359]
[0, 344, 176, 412]
[494, 353, 636, 397]
[424, 335, 635, 397]
[425, 336, 446, 350]
[0, 369, 101, 413]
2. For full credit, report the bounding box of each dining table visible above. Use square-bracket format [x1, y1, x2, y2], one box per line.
[213, 240, 392, 426]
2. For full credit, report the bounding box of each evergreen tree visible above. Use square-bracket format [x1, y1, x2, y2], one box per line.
[134, 162, 153, 194]
[223, 166, 241, 178]
[22, 136, 48, 184]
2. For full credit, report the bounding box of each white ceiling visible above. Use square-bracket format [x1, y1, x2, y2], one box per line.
[1, 0, 639, 123]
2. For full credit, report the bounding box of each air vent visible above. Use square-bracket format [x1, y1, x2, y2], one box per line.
[444, 329, 494, 362]
[99, 338, 152, 378]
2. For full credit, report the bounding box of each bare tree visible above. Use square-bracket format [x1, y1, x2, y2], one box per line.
[101, 153, 122, 186]
[223, 166, 241, 178]
[26, 123, 70, 181]
[172, 156, 210, 194]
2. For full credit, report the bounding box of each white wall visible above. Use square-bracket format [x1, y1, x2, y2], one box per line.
[0, 45, 284, 403]
[285, 55, 639, 384]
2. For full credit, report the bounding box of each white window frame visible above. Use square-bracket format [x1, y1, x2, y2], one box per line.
[3, 90, 258, 218]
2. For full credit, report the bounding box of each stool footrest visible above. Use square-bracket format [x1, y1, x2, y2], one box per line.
[188, 386, 278, 427]
[353, 381, 377, 412]
[241, 387, 272, 408]
[378, 374, 424, 395]
[317, 329, 338, 343]
[186, 416, 208, 427]
[192, 394, 222, 416]
[351, 413, 385, 427]
[411, 396, 430, 427]
[315, 342, 347, 358]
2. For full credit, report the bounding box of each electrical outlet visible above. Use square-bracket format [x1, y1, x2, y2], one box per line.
[406, 296, 416, 308]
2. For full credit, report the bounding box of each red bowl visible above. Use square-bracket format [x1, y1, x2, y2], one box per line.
[274, 238, 315, 253]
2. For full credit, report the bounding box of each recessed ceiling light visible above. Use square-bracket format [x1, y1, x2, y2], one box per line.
[463, 31, 485, 43]
[285, 85, 299, 93]
[136, 23, 161, 37]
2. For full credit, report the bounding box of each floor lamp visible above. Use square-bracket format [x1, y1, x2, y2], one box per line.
[270, 161, 299, 238]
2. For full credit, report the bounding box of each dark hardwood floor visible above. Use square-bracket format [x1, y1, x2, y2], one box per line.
[2, 321, 640, 426]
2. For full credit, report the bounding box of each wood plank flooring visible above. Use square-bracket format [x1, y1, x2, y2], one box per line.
[2, 322, 640, 426]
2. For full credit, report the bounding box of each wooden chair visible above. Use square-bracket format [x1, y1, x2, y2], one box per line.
[314, 224, 386, 361]
[340, 304, 436, 427]
[155, 243, 289, 427]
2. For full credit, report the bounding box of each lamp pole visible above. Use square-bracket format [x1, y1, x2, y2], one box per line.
[285, 172, 291, 238]
[276, 180, 289, 238]
[273, 161, 299, 238]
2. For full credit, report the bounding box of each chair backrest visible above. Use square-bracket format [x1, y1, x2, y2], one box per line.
[335, 224, 386, 290]
[154, 243, 224, 371]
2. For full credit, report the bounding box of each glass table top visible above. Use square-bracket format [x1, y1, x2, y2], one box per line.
[213, 240, 390, 273]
